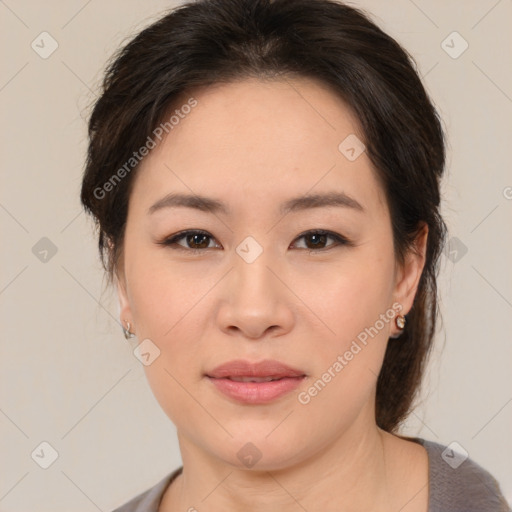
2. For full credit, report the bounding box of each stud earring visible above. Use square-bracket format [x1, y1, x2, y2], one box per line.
[389, 315, 406, 339]
[123, 320, 135, 339]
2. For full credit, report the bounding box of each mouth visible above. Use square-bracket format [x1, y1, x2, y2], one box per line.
[205, 359, 307, 404]
[206, 358, 306, 379]
[218, 376, 296, 382]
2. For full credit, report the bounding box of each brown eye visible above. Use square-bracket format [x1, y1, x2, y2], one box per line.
[302, 232, 329, 250]
[159, 230, 219, 252]
[183, 232, 211, 249]
[292, 230, 350, 252]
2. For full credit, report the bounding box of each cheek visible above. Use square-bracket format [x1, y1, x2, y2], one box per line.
[126, 261, 211, 425]
[126, 245, 204, 338]
[297, 246, 395, 401]
[305, 248, 395, 341]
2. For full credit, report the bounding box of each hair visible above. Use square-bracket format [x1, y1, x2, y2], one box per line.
[80, 0, 447, 432]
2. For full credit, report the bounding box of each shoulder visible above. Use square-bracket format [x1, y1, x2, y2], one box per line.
[413, 437, 511, 512]
[111, 467, 183, 512]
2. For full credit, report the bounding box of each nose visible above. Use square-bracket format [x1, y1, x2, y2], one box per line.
[216, 247, 295, 340]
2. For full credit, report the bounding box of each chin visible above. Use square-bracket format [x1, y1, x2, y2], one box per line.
[203, 431, 306, 473]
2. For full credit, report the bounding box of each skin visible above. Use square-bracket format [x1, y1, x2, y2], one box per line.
[116, 77, 430, 511]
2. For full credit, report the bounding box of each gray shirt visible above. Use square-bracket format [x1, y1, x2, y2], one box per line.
[112, 438, 511, 511]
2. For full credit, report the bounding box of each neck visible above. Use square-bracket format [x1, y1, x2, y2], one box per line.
[161, 416, 403, 512]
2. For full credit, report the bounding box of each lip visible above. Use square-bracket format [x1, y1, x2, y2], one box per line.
[205, 359, 307, 404]
[206, 359, 306, 379]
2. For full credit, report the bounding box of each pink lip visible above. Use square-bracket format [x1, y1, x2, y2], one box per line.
[205, 359, 307, 404]
[206, 359, 306, 379]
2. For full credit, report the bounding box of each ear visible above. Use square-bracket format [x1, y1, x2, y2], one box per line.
[115, 270, 133, 332]
[392, 222, 428, 318]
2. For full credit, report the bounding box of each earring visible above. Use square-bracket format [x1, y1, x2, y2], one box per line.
[123, 320, 135, 339]
[396, 315, 406, 330]
[389, 315, 406, 339]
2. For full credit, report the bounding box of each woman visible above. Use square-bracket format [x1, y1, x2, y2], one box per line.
[80, 0, 510, 510]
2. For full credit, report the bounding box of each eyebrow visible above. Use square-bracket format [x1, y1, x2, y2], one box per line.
[148, 191, 364, 216]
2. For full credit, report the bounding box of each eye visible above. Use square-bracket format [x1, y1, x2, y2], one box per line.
[158, 230, 220, 253]
[157, 229, 352, 254]
[291, 230, 351, 252]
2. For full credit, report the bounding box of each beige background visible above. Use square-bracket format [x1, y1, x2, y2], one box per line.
[1, 0, 511, 510]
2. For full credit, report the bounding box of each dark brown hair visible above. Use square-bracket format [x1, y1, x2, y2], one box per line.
[80, 0, 447, 432]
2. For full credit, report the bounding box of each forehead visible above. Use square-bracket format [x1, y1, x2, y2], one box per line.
[130, 77, 387, 218]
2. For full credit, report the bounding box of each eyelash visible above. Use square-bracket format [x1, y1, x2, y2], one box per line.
[157, 229, 353, 254]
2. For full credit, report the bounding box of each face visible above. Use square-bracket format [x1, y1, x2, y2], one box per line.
[117, 77, 427, 471]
